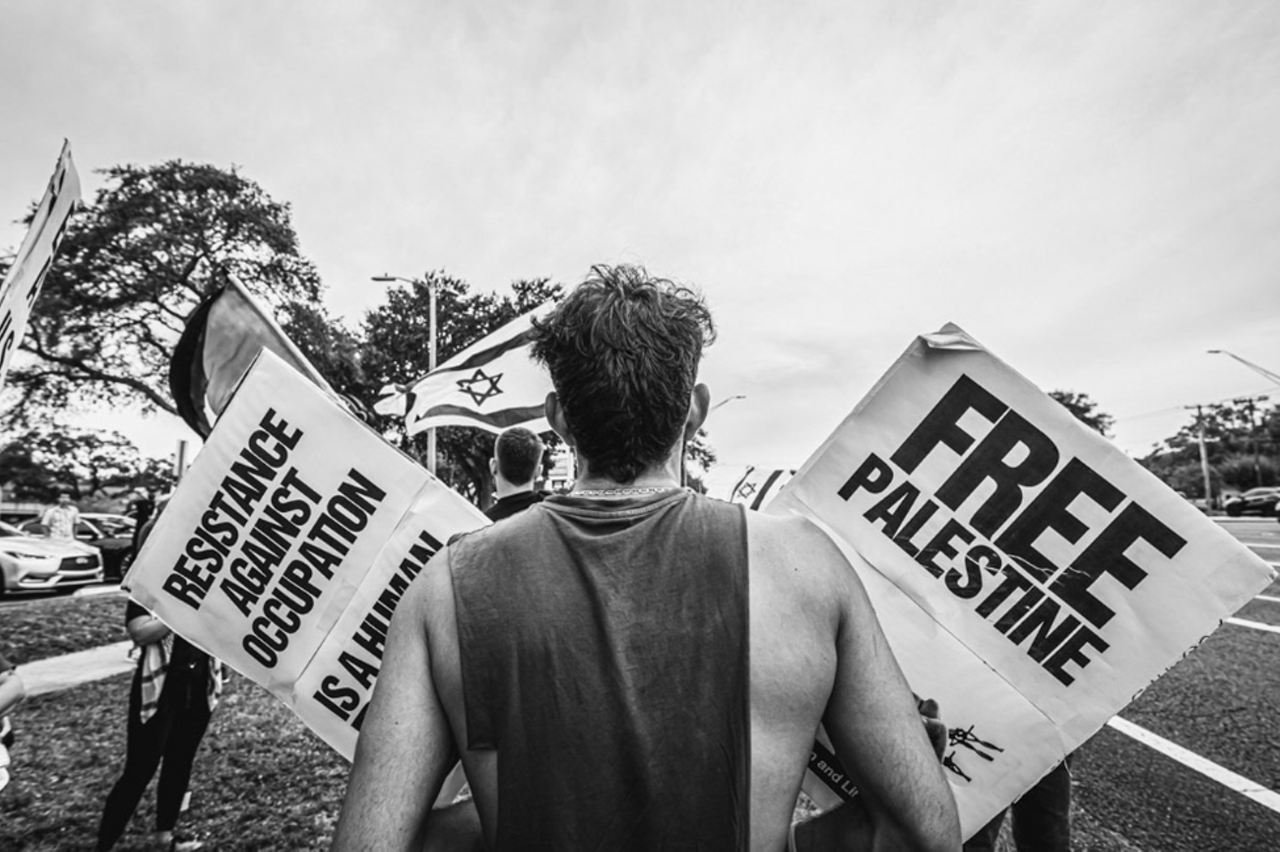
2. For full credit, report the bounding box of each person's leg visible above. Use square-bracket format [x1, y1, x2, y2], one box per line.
[961, 808, 1006, 852]
[1010, 757, 1072, 852]
[96, 676, 175, 851]
[154, 685, 212, 834]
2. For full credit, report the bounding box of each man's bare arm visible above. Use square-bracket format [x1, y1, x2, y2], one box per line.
[805, 528, 961, 851]
[332, 552, 459, 851]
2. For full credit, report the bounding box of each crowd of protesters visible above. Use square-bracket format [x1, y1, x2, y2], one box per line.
[1, 265, 1094, 852]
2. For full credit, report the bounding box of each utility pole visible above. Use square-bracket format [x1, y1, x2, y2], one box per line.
[1233, 394, 1269, 488]
[1186, 404, 1213, 508]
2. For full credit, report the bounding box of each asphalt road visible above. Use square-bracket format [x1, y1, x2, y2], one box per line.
[1075, 517, 1280, 851]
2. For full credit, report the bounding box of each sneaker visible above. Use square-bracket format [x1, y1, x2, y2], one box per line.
[172, 840, 204, 852]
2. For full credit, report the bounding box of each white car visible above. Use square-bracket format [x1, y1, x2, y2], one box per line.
[0, 520, 103, 596]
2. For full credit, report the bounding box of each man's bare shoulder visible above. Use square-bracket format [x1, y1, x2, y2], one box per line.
[744, 510, 855, 596]
[398, 545, 457, 638]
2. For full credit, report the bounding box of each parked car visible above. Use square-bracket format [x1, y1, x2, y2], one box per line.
[0, 521, 103, 596]
[1222, 486, 1280, 518]
[18, 514, 136, 581]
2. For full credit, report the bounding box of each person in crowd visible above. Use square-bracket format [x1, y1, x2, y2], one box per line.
[483, 427, 550, 522]
[333, 265, 960, 851]
[96, 508, 223, 852]
[0, 650, 23, 717]
[0, 648, 25, 792]
[40, 492, 80, 541]
[962, 758, 1072, 852]
[127, 489, 156, 552]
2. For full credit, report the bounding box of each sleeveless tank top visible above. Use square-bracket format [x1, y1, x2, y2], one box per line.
[451, 489, 750, 851]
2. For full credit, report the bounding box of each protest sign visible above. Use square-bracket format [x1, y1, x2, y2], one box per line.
[0, 141, 81, 394]
[770, 323, 1277, 835]
[126, 349, 489, 760]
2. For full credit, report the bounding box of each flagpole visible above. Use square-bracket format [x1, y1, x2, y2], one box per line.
[427, 276, 438, 475]
[373, 272, 439, 475]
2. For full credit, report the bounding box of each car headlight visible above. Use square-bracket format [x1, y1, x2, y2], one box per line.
[2, 550, 53, 560]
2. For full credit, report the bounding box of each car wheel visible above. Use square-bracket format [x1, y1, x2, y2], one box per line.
[1226, 504, 1243, 517]
[114, 550, 134, 581]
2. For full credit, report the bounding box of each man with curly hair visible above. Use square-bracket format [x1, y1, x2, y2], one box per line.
[335, 265, 959, 852]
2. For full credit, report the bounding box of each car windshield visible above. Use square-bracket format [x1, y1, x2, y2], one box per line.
[0, 521, 29, 537]
[93, 518, 134, 535]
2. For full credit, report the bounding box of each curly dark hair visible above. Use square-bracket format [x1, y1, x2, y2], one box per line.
[530, 264, 715, 483]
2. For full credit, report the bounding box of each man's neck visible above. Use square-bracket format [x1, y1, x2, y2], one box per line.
[572, 454, 684, 494]
[494, 480, 536, 500]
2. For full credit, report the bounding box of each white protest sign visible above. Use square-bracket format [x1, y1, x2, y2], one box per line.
[126, 349, 489, 760]
[771, 324, 1276, 836]
[0, 141, 81, 393]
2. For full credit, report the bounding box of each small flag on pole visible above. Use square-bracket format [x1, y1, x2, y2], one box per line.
[374, 304, 555, 435]
[727, 466, 796, 511]
[169, 275, 335, 437]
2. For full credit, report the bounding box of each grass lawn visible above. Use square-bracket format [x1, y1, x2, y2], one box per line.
[1, 670, 347, 851]
[1, 591, 131, 664]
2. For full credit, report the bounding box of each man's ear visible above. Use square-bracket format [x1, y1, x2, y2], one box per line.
[684, 384, 711, 440]
[546, 392, 574, 448]
[489, 458, 497, 480]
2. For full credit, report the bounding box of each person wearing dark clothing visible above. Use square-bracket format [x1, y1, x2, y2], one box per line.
[334, 265, 960, 852]
[97, 509, 222, 852]
[457, 489, 749, 848]
[482, 427, 549, 522]
[127, 490, 156, 552]
[962, 757, 1072, 852]
[0, 648, 25, 792]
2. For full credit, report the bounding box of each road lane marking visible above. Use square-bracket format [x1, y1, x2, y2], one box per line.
[1108, 716, 1280, 814]
[1226, 617, 1280, 635]
[1256, 595, 1280, 604]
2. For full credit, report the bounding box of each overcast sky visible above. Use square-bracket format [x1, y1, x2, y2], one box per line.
[3, 0, 1278, 471]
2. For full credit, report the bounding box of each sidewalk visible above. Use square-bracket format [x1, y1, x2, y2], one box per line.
[21, 640, 135, 697]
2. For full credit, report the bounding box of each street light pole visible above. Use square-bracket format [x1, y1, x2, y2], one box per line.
[709, 394, 747, 414]
[1207, 349, 1280, 387]
[373, 272, 438, 475]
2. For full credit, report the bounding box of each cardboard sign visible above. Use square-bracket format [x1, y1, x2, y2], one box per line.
[0, 141, 81, 393]
[126, 350, 489, 760]
[771, 324, 1276, 835]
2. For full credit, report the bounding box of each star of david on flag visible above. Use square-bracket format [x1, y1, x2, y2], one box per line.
[727, 466, 796, 511]
[456, 368, 504, 405]
[374, 303, 555, 435]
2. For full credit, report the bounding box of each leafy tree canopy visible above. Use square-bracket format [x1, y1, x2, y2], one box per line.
[0, 161, 322, 424]
[1048, 389, 1114, 437]
[0, 425, 174, 502]
[1142, 397, 1278, 493]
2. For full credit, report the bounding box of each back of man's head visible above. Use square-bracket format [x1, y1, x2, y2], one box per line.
[531, 264, 715, 483]
[494, 427, 545, 487]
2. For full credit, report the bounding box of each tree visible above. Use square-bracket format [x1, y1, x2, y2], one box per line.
[0, 161, 323, 424]
[1142, 398, 1279, 495]
[279, 301, 367, 404]
[0, 425, 166, 501]
[1047, 390, 1114, 437]
[361, 274, 564, 506]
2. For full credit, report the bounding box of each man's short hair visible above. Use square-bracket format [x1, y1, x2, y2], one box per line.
[530, 264, 715, 483]
[494, 427, 545, 486]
